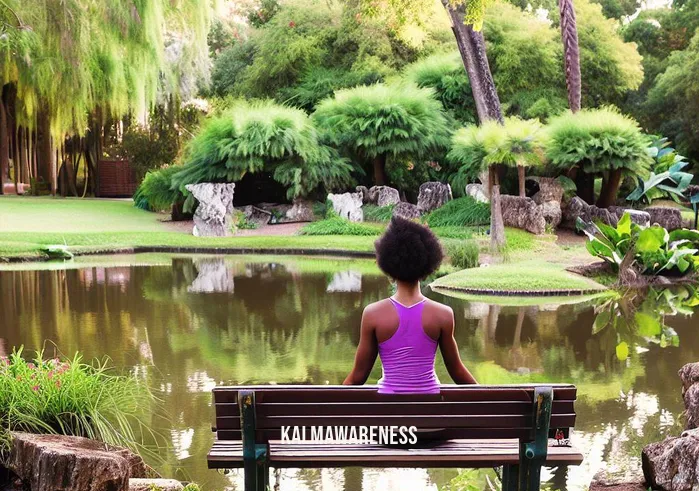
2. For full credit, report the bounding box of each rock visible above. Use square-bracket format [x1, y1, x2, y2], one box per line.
[184, 183, 235, 237]
[590, 466, 647, 491]
[540, 201, 562, 229]
[608, 207, 652, 228]
[531, 177, 565, 205]
[8, 432, 146, 491]
[285, 199, 315, 222]
[257, 203, 292, 223]
[643, 428, 699, 491]
[237, 205, 272, 227]
[500, 195, 546, 235]
[392, 202, 421, 220]
[465, 183, 489, 203]
[647, 206, 684, 231]
[562, 197, 651, 232]
[188, 258, 234, 293]
[356, 186, 371, 204]
[417, 182, 452, 214]
[680, 363, 699, 430]
[129, 479, 183, 491]
[328, 192, 363, 222]
[326, 271, 362, 292]
[368, 186, 400, 207]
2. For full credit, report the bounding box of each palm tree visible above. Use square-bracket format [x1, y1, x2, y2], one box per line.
[559, 0, 582, 112]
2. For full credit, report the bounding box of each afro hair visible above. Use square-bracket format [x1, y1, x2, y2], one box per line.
[374, 216, 443, 283]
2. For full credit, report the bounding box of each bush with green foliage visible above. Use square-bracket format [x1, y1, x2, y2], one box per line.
[445, 240, 480, 269]
[133, 165, 184, 212]
[0, 348, 152, 452]
[299, 216, 384, 236]
[545, 107, 652, 208]
[172, 100, 353, 204]
[313, 83, 451, 187]
[423, 197, 491, 228]
[363, 205, 395, 223]
[627, 137, 694, 204]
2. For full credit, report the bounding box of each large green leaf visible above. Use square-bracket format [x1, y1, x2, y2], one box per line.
[617, 213, 631, 236]
[636, 226, 667, 253]
[593, 310, 612, 334]
[616, 342, 629, 361]
[635, 312, 662, 337]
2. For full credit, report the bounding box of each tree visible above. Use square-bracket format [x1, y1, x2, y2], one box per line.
[172, 100, 353, 203]
[499, 118, 544, 197]
[545, 107, 651, 207]
[559, 0, 582, 112]
[312, 83, 451, 187]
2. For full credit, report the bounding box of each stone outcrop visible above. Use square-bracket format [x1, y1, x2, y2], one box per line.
[465, 183, 489, 203]
[500, 195, 546, 235]
[392, 202, 421, 220]
[285, 199, 315, 222]
[647, 206, 683, 231]
[590, 467, 647, 491]
[367, 186, 400, 207]
[356, 186, 370, 204]
[562, 197, 651, 231]
[328, 192, 363, 222]
[531, 177, 565, 229]
[417, 182, 452, 214]
[129, 479, 183, 491]
[8, 432, 146, 491]
[237, 205, 271, 227]
[643, 428, 699, 491]
[680, 363, 699, 430]
[185, 183, 235, 237]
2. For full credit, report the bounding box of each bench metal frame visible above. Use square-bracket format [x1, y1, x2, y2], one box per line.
[230, 386, 556, 491]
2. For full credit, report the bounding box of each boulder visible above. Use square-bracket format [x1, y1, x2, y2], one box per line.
[643, 428, 699, 491]
[237, 205, 272, 227]
[328, 192, 363, 222]
[356, 186, 371, 204]
[531, 177, 565, 205]
[647, 206, 684, 231]
[188, 258, 234, 293]
[540, 201, 562, 229]
[680, 363, 699, 430]
[285, 199, 315, 222]
[129, 479, 183, 491]
[465, 183, 489, 203]
[500, 195, 546, 235]
[368, 186, 400, 207]
[8, 432, 146, 491]
[417, 182, 452, 214]
[608, 207, 652, 228]
[392, 202, 421, 220]
[184, 183, 235, 237]
[562, 197, 651, 231]
[590, 467, 647, 491]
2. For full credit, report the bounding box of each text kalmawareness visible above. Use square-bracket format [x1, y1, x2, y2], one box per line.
[281, 426, 418, 445]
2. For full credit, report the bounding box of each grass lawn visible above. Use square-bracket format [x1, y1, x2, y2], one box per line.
[431, 259, 607, 294]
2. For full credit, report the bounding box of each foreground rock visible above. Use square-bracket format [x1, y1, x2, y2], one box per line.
[285, 199, 315, 222]
[465, 183, 489, 203]
[328, 192, 363, 222]
[392, 202, 421, 220]
[590, 466, 646, 491]
[647, 206, 683, 231]
[417, 182, 452, 214]
[185, 183, 236, 237]
[500, 196, 546, 235]
[680, 363, 699, 430]
[129, 479, 183, 491]
[643, 428, 699, 491]
[368, 186, 400, 207]
[531, 177, 565, 229]
[9, 432, 146, 491]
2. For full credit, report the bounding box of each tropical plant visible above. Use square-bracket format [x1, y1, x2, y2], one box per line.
[0, 348, 153, 453]
[546, 107, 652, 207]
[172, 100, 353, 204]
[313, 83, 452, 186]
[423, 196, 491, 228]
[133, 166, 184, 212]
[627, 137, 694, 204]
[497, 118, 544, 197]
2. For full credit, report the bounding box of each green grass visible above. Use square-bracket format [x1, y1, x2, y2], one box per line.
[431, 259, 607, 293]
[423, 196, 490, 228]
[362, 204, 395, 223]
[430, 289, 611, 307]
[299, 216, 385, 236]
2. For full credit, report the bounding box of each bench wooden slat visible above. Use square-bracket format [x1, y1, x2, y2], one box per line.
[207, 439, 584, 469]
[213, 400, 576, 417]
[214, 413, 576, 430]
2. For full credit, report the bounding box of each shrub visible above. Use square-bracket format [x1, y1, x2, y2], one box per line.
[121, 125, 178, 182]
[299, 216, 384, 236]
[363, 204, 395, 223]
[445, 240, 480, 269]
[133, 165, 183, 212]
[423, 197, 491, 228]
[0, 348, 153, 453]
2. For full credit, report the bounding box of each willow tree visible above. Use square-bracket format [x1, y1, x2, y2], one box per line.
[0, 0, 211, 195]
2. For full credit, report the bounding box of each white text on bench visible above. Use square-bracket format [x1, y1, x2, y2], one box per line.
[280, 426, 418, 445]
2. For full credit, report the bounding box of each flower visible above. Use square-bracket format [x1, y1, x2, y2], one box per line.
[48, 370, 54, 379]
[27, 363, 35, 370]
[32, 385, 39, 392]
[55, 380, 61, 389]
[289, 21, 296, 28]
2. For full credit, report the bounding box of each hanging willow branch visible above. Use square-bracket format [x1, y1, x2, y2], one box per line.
[559, 0, 582, 112]
[0, 0, 24, 30]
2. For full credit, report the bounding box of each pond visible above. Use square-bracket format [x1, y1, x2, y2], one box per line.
[0, 254, 697, 491]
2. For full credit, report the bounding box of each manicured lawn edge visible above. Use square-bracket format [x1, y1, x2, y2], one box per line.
[431, 284, 606, 297]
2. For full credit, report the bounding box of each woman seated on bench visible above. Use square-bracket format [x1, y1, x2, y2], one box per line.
[344, 216, 478, 393]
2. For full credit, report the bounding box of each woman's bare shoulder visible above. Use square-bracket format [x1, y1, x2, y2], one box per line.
[363, 298, 394, 317]
[425, 298, 454, 324]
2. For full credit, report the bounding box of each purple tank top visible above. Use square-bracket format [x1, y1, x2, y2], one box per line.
[377, 297, 440, 394]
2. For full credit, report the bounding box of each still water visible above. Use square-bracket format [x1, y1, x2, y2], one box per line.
[0, 254, 697, 490]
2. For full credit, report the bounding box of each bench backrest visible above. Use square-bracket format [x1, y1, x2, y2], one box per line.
[212, 384, 576, 442]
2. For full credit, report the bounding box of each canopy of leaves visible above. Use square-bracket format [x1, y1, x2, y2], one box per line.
[312, 83, 452, 162]
[172, 100, 353, 199]
[545, 107, 651, 175]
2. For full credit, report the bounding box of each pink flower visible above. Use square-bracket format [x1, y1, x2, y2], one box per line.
[27, 363, 35, 370]
[32, 385, 39, 392]
[289, 21, 296, 28]
[48, 371, 54, 379]
[55, 380, 61, 389]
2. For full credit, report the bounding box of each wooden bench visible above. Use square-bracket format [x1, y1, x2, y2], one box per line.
[207, 384, 583, 491]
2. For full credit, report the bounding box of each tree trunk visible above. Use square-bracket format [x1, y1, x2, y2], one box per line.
[373, 154, 387, 186]
[490, 185, 506, 251]
[0, 95, 8, 195]
[597, 169, 623, 208]
[518, 165, 526, 197]
[575, 171, 595, 205]
[559, 0, 582, 112]
[37, 109, 53, 191]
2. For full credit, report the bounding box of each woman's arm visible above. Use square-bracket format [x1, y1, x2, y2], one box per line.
[343, 307, 379, 385]
[439, 308, 478, 385]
